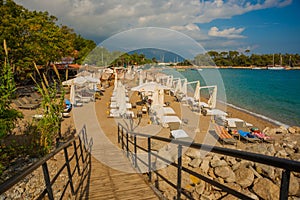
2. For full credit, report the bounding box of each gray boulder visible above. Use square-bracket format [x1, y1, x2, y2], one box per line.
[253, 178, 279, 200]
[235, 167, 255, 188]
[210, 155, 228, 168]
[289, 173, 299, 196]
[214, 166, 235, 183]
[288, 126, 296, 134]
[189, 158, 202, 168]
[255, 163, 275, 179]
[200, 159, 210, 174]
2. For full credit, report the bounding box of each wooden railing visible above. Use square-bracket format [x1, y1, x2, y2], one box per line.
[118, 123, 300, 200]
[0, 125, 93, 199]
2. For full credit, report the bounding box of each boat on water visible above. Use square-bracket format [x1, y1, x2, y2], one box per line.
[268, 54, 286, 70]
[191, 68, 203, 71]
[267, 65, 285, 70]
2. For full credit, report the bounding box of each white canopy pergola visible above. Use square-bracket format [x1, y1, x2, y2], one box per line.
[62, 76, 100, 86]
[199, 85, 217, 109]
[131, 82, 169, 92]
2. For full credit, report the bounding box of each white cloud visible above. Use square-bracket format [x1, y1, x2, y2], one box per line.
[208, 26, 246, 39]
[14, 0, 292, 51]
[171, 23, 200, 31]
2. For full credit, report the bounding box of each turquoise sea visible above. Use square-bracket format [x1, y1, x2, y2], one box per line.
[173, 68, 300, 127]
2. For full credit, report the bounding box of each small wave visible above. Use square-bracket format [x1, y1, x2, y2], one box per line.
[219, 101, 290, 128]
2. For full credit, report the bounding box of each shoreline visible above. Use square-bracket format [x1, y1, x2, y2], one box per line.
[170, 65, 300, 70]
[221, 101, 289, 129]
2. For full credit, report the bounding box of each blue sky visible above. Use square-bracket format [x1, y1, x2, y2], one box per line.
[200, 0, 300, 54]
[15, 0, 300, 54]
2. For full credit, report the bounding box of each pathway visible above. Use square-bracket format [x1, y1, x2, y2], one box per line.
[73, 101, 159, 199]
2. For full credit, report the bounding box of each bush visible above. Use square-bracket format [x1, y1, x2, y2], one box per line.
[0, 40, 23, 139]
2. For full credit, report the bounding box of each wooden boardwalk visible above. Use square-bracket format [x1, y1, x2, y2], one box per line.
[72, 101, 160, 199]
[84, 156, 159, 200]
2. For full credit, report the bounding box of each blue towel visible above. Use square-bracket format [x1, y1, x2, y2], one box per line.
[238, 130, 250, 137]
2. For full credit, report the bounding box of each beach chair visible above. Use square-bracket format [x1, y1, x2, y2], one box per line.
[13, 99, 39, 109]
[235, 121, 260, 143]
[20, 97, 40, 107]
[30, 92, 42, 101]
[214, 124, 237, 145]
[170, 129, 193, 143]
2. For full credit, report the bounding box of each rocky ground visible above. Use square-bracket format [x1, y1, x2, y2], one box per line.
[0, 110, 76, 200]
[154, 126, 300, 200]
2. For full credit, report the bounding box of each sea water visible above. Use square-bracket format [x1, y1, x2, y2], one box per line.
[176, 68, 300, 127]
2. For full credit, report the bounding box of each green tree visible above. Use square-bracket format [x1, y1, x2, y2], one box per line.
[73, 35, 96, 64]
[0, 0, 95, 82]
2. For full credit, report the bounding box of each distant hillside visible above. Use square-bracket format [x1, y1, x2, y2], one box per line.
[128, 48, 185, 63]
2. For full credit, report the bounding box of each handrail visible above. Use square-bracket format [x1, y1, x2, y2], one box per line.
[117, 123, 300, 200]
[0, 125, 93, 199]
[0, 137, 76, 194]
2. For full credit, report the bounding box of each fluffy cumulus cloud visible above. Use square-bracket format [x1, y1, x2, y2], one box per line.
[208, 26, 246, 38]
[14, 0, 292, 50]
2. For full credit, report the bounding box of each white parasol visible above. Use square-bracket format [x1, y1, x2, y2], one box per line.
[208, 86, 217, 109]
[182, 79, 187, 96]
[70, 84, 75, 105]
[194, 81, 200, 101]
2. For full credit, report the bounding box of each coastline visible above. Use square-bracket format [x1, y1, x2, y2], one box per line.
[225, 102, 289, 128]
[223, 102, 284, 130]
[170, 65, 300, 70]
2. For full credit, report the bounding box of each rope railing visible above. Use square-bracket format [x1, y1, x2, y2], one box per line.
[117, 123, 300, 200]
[0, 125, 93, 200]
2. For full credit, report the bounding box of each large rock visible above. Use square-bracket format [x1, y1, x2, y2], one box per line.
[200, 159, 210, 174]
[263, 127, 272, 135]
[255, 163, 275, 179]
[195, 180, 206, 195]
[291, 126, 300, 134]
[288, 127, 297, 134]
[276, 126, 289, 134]
[185, 148, 201, 159]
[241, 189, 259, 200]
[225, 156, 237, 166]
[210, 155, 228, 168]
[189, 158, 202, 168]
[264, 126, 288, 135]
[289, 173, 299, 196]
[182, 155, 192, 166]
[235, 167, 255, 188]
[253, 178, 280, 200]
[267, 144, 276, 156]
[214, 166, 235, 183]
[221, 183, 241, 200]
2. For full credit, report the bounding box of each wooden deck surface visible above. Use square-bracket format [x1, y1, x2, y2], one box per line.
[83, 156, 160, 200]
[72, 87, 161, 199]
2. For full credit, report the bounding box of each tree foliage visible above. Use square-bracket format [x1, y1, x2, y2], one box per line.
[197, 51, 300, 67]
[84, 46, 153, 67]
[0, 0, 95, 82]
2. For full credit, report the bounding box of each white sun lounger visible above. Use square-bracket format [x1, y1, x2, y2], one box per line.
[163, 107, 176, 115]
[225, 118, 253, 128]
[170, 129, 193, 142]
[202, 108, 228, 116]
[171, 129, 189, 139]
[161, 116, 182, 124]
